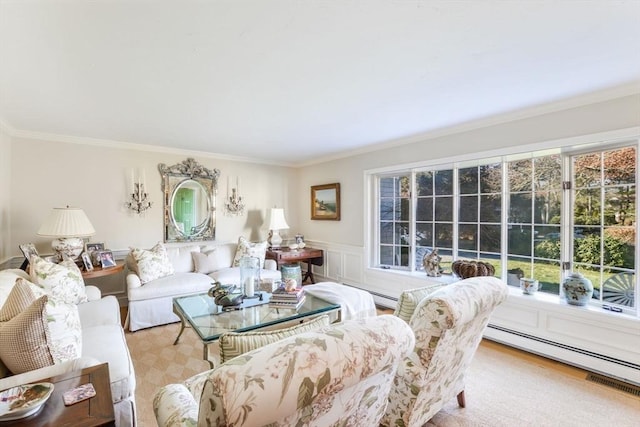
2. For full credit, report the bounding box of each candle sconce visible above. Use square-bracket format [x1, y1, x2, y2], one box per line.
[225, 187, 245, 216]
[126, 181, 152, 214]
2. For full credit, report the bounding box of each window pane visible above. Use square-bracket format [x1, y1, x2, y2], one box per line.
[573, 230, 601, 266]
[435, 170, 453, 195]
[435, 223, 452, 247]
[509, 226, 532, 256]
[380, 223, 394, 244]
[509, 193, 532, 223]
[508, 159, 532, 192]
[416, 223, 433, 247]
[480, 194, 501, 222]
[534, 191, 561, 224]
[416, 197, 433, 221]
[380, 177, 396, 197]
[395, 223, 409, 245]
[380, 199, 394, 221]
[380, 246, 394, 265]
[534, 155, 562, 190]
[459, 195, 478, 222]
[574, 189, 601, 225]
[480, 163, 502, 193]
[458, 224, 477, 250]
[399, 198, 410, 221]
[574, 153, 601, 188]
[534, 226, 561, 260]
[416, 172, 433, 196]
[533, 260, 561, 295]
[605, 186, 635, 226]
[479, 224, 501, 252]
[459, 167, 478, 194]
[604, 227, 635, 269]
[604, 147, 635, 185]
[434, 196, 453, 221]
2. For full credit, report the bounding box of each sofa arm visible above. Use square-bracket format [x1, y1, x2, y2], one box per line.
[0, 357, 100, 391]
[85, 285, 102, 301]
[126, 272, 143, 290]
[264, 259, 277, 270]
[78, 295, 121, 328]
[153, 384, 199, 427]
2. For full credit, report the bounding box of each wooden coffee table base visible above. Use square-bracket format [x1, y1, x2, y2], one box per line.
[4, 363, 115, 427]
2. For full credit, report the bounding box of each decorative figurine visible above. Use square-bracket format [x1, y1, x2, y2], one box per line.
[208, 282, 243, 307]
[422, 249, 442, 277]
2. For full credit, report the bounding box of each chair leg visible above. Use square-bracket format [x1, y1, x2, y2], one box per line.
[457, 390, 466, 408]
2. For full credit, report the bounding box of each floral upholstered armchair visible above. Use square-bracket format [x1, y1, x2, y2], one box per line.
[382, 276, 509, 427]
[154, 314, 415, 427]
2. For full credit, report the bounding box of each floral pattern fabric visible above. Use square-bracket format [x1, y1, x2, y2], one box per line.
[382, 276, 508, 427]
[154, 315, 415, 427]
[231, 236, 267, 268]
[29, 256, 88, 305]
[130, 242, 175, 284]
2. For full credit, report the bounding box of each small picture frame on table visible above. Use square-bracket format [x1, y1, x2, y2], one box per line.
[99, 250, 116, 268]
[86, 242, 105, 266]
[81, 252, 94, 272]
[18, 243, 39, 270]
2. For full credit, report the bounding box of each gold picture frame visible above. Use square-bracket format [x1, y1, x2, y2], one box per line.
[311, 183, 340, 220]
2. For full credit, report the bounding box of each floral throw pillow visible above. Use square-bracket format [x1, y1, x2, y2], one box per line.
[232, 237, 268, 268]
[29, 256, 88, 305]
[130, 242, 175, 284]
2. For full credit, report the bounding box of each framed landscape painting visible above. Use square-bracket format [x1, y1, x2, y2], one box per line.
[311, 183, 340, 220]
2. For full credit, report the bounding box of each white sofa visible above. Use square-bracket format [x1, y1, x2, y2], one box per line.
[126, 242, 281, 332]
[0, 269, 136, 427]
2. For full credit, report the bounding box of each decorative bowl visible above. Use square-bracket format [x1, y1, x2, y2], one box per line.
[0, 383, 54, 421]
[288, 244, 299, 250]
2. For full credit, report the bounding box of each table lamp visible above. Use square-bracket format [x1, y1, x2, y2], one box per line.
[37, 206, 96, 260]
[268, 208, 289, 249]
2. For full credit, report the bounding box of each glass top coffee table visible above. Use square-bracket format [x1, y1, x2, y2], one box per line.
[173, 292, 341, 367]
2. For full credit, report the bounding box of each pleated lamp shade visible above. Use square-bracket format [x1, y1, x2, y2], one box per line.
[37, 207, 95, 260]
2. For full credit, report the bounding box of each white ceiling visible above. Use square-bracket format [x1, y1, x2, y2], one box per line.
[1, 0, 639, 165]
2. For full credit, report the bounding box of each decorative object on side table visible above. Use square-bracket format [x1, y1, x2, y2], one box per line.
[562, 272, 593, 306]
[422, 249, 442, 277]
[268, 208, 289, 249]
[311, 183, 341, 220]
[0, 382, 54, 421]
[37, 206, 96, 261]
[520, 277, 539, 295]
[240, 256, 261, 298]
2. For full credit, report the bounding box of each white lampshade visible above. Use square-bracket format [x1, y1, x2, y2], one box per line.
[38, 207, 96, 237]
[268, 208, 289, 231]
[37, 207, 95, 260]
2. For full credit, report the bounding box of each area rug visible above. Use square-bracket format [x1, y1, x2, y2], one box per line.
[126, 322, 640, 427]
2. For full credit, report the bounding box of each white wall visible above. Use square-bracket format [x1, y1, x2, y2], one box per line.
[0, 126, 11, 263]
[8, 136, 297, 257]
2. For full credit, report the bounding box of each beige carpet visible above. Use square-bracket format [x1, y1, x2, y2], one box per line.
[126, 322, 640, 427]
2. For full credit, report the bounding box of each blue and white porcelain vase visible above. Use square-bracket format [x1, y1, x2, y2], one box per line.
[562, 272, 593, 306]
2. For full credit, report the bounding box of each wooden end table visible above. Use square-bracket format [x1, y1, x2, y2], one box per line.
[3, 363, 115, 426]
[265, 247, 324, 283]
[81, 262, 125, 280]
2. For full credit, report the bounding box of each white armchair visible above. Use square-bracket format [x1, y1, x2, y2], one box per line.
[154, 315, 415, 427]
[382, 276, 509, 427]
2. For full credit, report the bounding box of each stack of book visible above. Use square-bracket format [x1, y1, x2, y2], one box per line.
[269, 287, 306, 310]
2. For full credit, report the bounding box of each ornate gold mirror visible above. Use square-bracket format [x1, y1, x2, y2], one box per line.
[158, 158, 220, 242]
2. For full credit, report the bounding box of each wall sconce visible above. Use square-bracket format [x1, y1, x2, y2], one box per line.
[225, 176, 245, 216]
[126, 170, 152, 214]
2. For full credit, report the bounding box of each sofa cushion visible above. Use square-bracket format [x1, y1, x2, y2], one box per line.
[232, 237, 268, 268]
[0, 295, 54, 374]
[0, 269, 31, 309]
[130, 243, 175, 284]
[127, 272, 214, 302]
[165, 245, 201, 273]
[192, 250, 220, 274]
[219, 315, 331, 363]
[29, 256, 88, 305]
[0, 278, 82, 366]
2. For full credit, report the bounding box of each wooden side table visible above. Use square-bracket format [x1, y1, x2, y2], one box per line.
[265, 248, 324, 284]
[4, 363, 115, 426]
[81, 261, 125, 280]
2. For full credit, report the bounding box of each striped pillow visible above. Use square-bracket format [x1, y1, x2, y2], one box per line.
[219, 315, 331, 363]
[394, 284, 446, 323]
